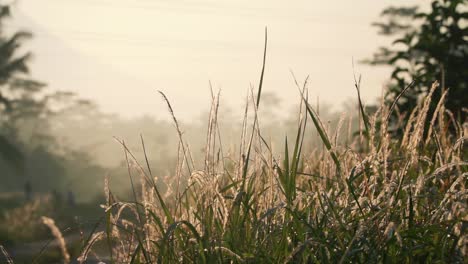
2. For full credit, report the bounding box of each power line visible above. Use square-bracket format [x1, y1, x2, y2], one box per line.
[4, 24, 252, 48]
[46, 0, 233, 14]
[22, 0, 302, 22]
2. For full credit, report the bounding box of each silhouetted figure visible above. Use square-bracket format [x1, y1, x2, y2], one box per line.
[67, 190, 76, 207]
[24, 181, 32, 201]
[52, 189, 63, 207]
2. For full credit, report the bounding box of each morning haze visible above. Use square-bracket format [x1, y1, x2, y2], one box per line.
[2, 0, 466, 262]
[14, 0, 422, 119]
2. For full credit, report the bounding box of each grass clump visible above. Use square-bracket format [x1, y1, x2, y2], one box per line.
[87, 57, 466, 263]
[93, 82, 466, 263]
[5, 33, 466, 264]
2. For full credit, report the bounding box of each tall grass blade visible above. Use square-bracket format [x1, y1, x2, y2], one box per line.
[299, 89, 342, 174]
[352, 62, 370, 138]
[241, 27, 268, 190]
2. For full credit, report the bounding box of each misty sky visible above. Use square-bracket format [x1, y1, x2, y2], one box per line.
[10, 0, 424, 120]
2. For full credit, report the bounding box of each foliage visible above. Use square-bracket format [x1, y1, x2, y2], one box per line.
[64, 78, 464, 263]
[366, 0, 467, 132]
[3, 78, 466, 262]
[0, 4, 44, 169]
[1, 4, 466, 263]
[46, 29, 463, 262]
[0, 4, 109, 200]
[0, 195, 53, 246]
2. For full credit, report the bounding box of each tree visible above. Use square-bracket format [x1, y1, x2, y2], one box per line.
[0, 4, 46, 169]
[0, 4, 110, 199]
[367, 0, 467, 132]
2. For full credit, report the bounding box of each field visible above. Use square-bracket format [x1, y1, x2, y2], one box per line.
[1, 68, 466, 263]
[0, 35, 466, 263]
[0, 1, 466, 263]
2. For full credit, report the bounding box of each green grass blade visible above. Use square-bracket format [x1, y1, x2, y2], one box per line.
[300, 92, 341, 174]
[240, 27, 268, 191]
[256, 27, 268, 108]
[352, 72, 370, 138]
[129, 244, 142, 264]
[105, 207, 114, 264]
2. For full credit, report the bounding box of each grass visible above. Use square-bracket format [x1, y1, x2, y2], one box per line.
[0, 193, 106, 263]
[1, 32, 467, 263]
[89, 81, 465, 263]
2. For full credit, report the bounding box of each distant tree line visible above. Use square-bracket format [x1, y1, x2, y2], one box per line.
[0, 3, 107, 201]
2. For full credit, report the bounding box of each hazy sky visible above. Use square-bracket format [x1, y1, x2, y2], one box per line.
[10, 0, 424, 119]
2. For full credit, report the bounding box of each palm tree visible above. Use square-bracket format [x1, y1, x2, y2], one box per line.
[0, 4, 44, 170]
